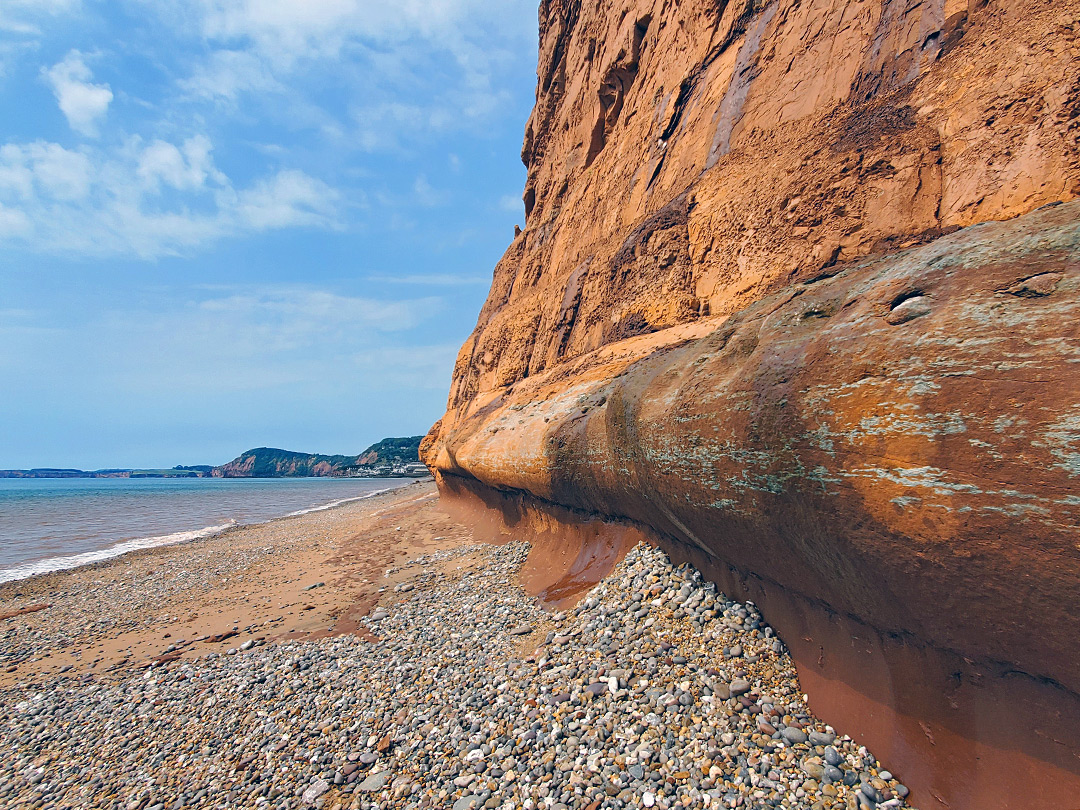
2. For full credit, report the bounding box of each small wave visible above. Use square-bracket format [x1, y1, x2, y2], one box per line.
[0, 522, 235, 584]
[283, 486, 397, 518]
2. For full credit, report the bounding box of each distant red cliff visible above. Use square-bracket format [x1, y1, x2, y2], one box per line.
[213, 438, 427, 478]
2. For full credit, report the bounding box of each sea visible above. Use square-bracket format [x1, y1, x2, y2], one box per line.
[0, 477, 414, 584]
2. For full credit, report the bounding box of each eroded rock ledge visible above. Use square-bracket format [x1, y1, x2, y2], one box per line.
[427, 202, 1080, 807]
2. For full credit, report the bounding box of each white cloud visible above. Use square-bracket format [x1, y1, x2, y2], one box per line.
[29, 142, 92, 199]
[413, 174, 448, 207]
[191, 0, 509, 67]
[350, 344, 461, 390]
[137, 135, 223, 192]
[0, 145, 35, 198]
[0, 137, 342, 258]
[0, 141, 92, 200]
[91, 286, 445, 394]
[1, 286, 446, 398]
[149, 0, 538, 148]
[43, 50, 113, 137]
[199, 287, 427, 327]
[234, 169, 341, 230]
[0, 204, 32, 237]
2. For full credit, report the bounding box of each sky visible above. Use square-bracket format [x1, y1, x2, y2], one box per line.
[0, 0, 539, 469]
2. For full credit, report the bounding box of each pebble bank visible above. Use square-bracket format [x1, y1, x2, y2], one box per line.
[0, 541, 913, 810]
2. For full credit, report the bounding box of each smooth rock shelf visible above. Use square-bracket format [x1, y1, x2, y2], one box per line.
[1, 539, 913, 810]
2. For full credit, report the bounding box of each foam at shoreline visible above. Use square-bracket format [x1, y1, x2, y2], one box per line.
[0, 523, 236, 584]
[0, 484, 404, 584]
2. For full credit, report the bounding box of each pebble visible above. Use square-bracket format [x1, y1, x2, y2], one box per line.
[358, 772, 389, 793]
[0, 541, 913, 810]
[782, 726, 809, 744]
[303, 779, 330, 804]
[729, 678, 751, 696]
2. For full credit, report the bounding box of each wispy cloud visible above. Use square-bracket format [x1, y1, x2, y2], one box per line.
[350, 344, 461, 391]
[163, 0, 537, 148]
[413, 174, 448, 207]
[178, 48, 283, 103]
[137, 135, 223, 192]
[11, 284, 448, 396]
[0, 0, 81, 36]
[366, 273, 490, 286]
[0, 137, 342, 257]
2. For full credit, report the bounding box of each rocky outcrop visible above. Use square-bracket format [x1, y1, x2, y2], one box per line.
[213, 437, 424, 478]
[431, 200, 1080, 806]
[435, 201, 1080, 675]
[427, 0, 1080, 804]
[212, 448, 356, 478]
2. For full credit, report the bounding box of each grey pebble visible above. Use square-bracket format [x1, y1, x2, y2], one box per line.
[357, 771, 389, 792]
[301, 778, 329, 804]
[782, 727, 808, 744]
[729, 678, 751, 696]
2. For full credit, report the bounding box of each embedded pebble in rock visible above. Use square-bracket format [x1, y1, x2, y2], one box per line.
[0, 542, 915, 809]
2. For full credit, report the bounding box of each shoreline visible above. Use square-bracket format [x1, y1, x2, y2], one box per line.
[0, 479, 454, 687]
[0, 477, 420, 586]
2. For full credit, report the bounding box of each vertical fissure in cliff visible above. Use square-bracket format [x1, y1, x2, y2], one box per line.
[586, 16, 652, 168]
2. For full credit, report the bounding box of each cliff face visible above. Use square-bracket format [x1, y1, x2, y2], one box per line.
[444, 0, 1077, 406]
[213, 448, 358, 478]
[425, 0, 1080, 807]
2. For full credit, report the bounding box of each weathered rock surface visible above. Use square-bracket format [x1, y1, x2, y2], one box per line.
[436, 203, 1080, 681]
[425, 0, 1080, 806]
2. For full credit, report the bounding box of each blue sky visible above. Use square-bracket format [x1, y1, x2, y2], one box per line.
[0, 0, 538, 469]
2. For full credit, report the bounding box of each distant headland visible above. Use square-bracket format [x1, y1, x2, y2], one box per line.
[0, 436, 429, 479]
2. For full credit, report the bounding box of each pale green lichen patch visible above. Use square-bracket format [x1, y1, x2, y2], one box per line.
[1036, 408, 1080, 477]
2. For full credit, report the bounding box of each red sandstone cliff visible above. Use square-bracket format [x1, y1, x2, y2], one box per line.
[425, 1, 1080, 807]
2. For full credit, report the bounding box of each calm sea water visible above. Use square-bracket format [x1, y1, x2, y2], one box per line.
[0, 477, 414, 583]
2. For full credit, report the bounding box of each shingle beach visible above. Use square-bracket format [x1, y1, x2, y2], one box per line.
[0, 482, 913, 810]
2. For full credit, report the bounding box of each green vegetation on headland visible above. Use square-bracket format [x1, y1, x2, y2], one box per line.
[0, 437, 429, 479]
